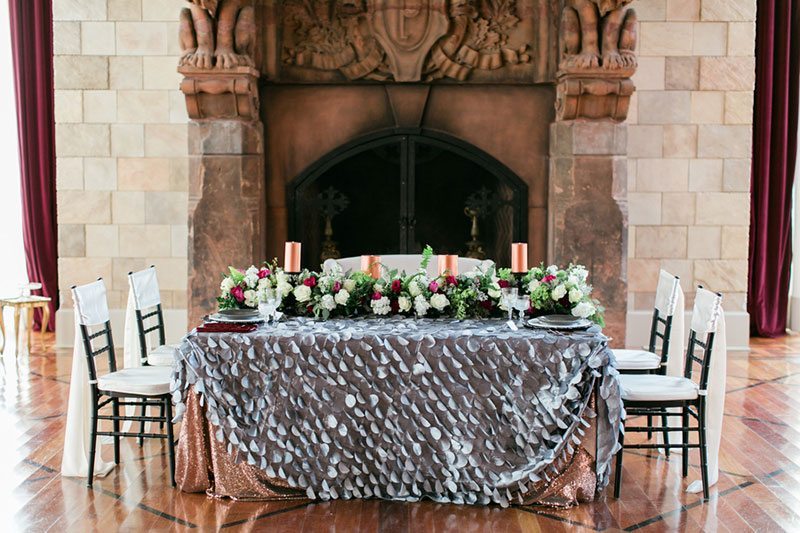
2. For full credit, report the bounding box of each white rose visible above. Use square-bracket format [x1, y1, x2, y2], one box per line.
[487, 288, 501, 299]
[398, 296, 411, 312]
[244, 290, 257, 308]
[220, 277, 235, 293]
[408, 281, 421, 297]
[246, 265, 258, 276]
[414, 295, 430, 317]
[430, 293, 449, 311]
[371, 296, 391, 315]
[569, 288, 583, 304]
[334, 289, 350, 306]
[321, 294, 336, 311]
[551, 284, 567, 301]
[528, 279, 541, 293]
[277, 281, 293, 298]
[343, 279, 356, 292]
[257, 277, 271, 291]
[293, 285, 311, 303]
[572, 301, 595, 319]
[276, 271, 288, 284]
[546, 265, 558, 275]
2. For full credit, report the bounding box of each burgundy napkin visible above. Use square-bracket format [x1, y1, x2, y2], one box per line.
[196, 323, 258, 333]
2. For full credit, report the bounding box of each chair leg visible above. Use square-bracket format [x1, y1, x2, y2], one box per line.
[138, 401, 146, 447]
[112, 398, 120, 465]
[698, 403, 710, 500]
[159, 402, 165, 430]
[164, 397, 176, 487]
[682, 406, 689, 477]
[614, 428, 625, 498]
[647, 414, 653, 440]
[661, 413, 670, 457]
[87, 408, 99, 487]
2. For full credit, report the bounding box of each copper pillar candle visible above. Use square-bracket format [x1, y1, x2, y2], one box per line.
[284, 242, 302, 273]
[437, 255, 459, 276]
[511, 243, 528, 273]
[361, 255, 381, 279]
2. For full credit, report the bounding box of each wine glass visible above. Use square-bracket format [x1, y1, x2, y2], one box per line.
[259, 288, 281, 322]
[513, 294, 530, 322]
[500, 287, 518, 321]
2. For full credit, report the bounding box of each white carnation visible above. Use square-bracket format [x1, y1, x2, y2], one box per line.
[430, 293, 450, 311]
[572, 301, 595, 318]
[293, 284, 311, 303]
[546, 264, 558, 275]
[343, 279, 356, 292]
[243, 290, 257, 308]
[321, 294, 336, 311]
[408, 281, 422, 297]
[528, 279, 541, 292]
[245, 265, 259, 277]
[257, 277, 271, 291]
[398, 296, 411, 312]
[371, 296, 391, 315]
[318, 276, 331, 293]
[569, 288, 583, 304]
[334, 289, 350, 306]
[220, 277, 235, 293]
[551, 284, 567, 301]
[414, 295, 430, 317]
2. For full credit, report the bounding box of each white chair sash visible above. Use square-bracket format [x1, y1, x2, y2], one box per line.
[62, 289, 114, 478]
[72, 280, 110, 326]
[654, 269, 681, 317]
[129, 267, 161, 311]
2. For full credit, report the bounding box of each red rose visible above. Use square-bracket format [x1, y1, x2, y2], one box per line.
[498, 279, 510, 288]
[304, 276, 317, 287]
[372, 292, 383, 300]
[429, 281, 439, 293]
[258, 268, 270, 279]
[230, 286, 245, 302]
[543, 274, 556, 283]
[390, 299, 400, 313]
[306, 305, 314, 313]
[479, 300, 493, 311]
[333, 281, 342, 293]
[391, 279, 402, 294]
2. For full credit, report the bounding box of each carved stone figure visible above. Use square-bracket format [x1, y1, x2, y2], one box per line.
[560, 0, 637, 70]
[180, 0, 255, 69]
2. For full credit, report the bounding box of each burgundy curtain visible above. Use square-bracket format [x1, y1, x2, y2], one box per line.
[8, 0, 58, 330]
[748, 0, 800, 336]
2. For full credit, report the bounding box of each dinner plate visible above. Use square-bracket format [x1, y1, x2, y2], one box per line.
[207, 313, 264, 324]
[526, 316, 592, 330]
[218, 308, 261, 319]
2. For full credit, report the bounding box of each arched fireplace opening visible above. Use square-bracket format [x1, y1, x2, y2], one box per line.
[288, 131, 528, 267]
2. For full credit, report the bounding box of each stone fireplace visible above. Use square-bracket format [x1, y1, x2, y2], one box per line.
[179, 0, 636, 343]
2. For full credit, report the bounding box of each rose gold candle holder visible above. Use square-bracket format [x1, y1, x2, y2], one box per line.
[511, 243, 528, 273]
[437, 255, 458, 277]
[361, 255, 381, 279]
[284, 242, 301, 273]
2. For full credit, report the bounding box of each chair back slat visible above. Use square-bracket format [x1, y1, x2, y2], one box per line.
[129, 267, 167, 364]
[72, 279, 117, 384]
[648, 271, 680, 367]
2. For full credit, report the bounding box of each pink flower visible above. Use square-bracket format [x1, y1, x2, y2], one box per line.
[333, 281, 342, 293]
[543, 274, 556, 283]
[498, 279, 510, 289]
[304, 276, 317, 287]
[258, 268, 270, 279]
[445, 275, 457, 286]
[230, 286, 245, 302]
[391, 279, 402, 294]
[429, 281, 439, 293]
[372, 292, 383, 300]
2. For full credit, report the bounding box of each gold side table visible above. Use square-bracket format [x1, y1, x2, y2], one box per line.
[0, 296, 52, 353]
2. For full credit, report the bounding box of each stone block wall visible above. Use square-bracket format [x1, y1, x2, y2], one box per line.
[626, 0, 755, 315]
[53, 0, 189, 314]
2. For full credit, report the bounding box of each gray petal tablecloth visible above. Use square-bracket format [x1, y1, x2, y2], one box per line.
[172, 317, 623, 507]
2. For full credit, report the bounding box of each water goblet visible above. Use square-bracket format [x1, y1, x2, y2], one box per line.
[500, 287, 518, 321]
[513, 294, 530, 322]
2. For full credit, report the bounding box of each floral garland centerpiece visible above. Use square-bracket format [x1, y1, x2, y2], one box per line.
[522, 263, 604, 326]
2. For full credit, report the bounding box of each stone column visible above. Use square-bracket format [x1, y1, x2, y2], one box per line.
[549, 122, 628, 345]
[187, 121, 265, 327]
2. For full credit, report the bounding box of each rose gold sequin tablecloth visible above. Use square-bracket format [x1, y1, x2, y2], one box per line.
[172, 318, 623, 508]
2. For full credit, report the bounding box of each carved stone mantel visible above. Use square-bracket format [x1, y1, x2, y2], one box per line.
[178, 0, 638, 341]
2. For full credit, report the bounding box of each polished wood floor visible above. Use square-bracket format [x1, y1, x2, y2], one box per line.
[3, 331, 800, 532]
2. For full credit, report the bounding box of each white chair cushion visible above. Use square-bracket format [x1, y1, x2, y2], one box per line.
[619, 374, 699, 402]
[97, 366, 172, 396]
[147, 343, 179, 366]
[612, 349, 661, 371]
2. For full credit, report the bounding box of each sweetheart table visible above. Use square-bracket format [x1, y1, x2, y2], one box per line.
[172, 317, 623, 508]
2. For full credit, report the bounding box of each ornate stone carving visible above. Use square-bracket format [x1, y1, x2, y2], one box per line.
[179, 66, 260, 120]
[179, 0, 256, 69]
[280, 0, 542, 82]
[559, 0, 637, 70]
[555, 69, 635, 121]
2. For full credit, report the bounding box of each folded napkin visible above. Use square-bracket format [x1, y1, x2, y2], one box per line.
[196, 323, 258, 333]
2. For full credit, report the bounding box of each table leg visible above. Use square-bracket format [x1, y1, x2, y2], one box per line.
[27, 307, 34, 353]
[0, 306, 5, 353]
[41, 305, 50, 350]
[13, 308, 20, 354]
